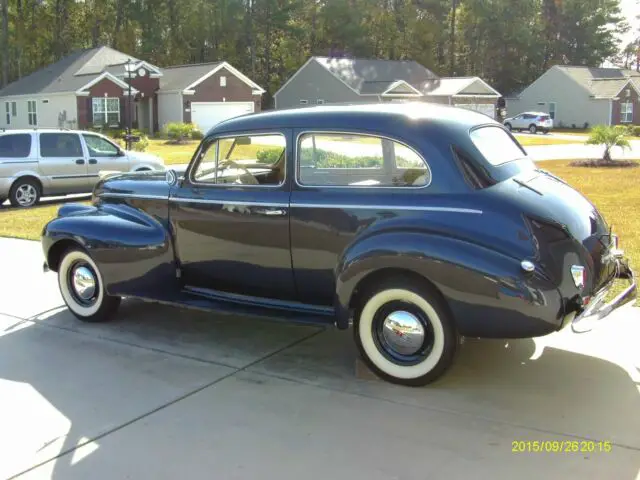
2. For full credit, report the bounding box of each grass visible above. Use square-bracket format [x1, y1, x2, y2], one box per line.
[513, 135, 579, 146]
[0, 160, 637, 279]
[146, 139, 198, 165]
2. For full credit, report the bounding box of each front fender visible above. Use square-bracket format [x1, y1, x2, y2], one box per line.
[42, 202, 178, 297]
[336, 231, 565, 338]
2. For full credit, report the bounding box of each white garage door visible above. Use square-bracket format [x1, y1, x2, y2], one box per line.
[190, 102, 255, 133]
[454, 103, 495, 119]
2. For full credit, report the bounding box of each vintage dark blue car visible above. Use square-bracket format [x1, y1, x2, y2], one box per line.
[41, 103, 636, 386]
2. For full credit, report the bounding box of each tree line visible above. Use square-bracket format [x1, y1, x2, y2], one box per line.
[0, 0, 636, 106]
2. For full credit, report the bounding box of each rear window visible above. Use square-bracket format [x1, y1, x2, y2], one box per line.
[469, 126, 526, 166]
[0, 134, 31, 158]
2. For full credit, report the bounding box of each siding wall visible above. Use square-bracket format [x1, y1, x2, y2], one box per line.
[0, 94, 78, 129]
[612, 86, 639, 126]
[183, 66, 261, 123]
[506, 67, 610, 128]
[157, 92, 184, 129]
[274, 59, 362, 109]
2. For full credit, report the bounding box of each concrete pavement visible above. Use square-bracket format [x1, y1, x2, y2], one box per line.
[0, 237, 639, 479]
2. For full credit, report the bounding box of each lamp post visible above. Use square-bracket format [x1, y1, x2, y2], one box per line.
[125, 58, 135, 150]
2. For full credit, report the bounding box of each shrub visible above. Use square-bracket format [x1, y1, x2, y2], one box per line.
[191, 127, 204, 140]
[163, 122, 198, 143]
[630, 125, 640, 137]
[585, 124, 631, 163]
[131, 134, 149, 152]
[256, 148, 282, 164]
[583, 122, 589, 130]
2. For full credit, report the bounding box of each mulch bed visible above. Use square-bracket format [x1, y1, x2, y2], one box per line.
[569, 159, 639, 168]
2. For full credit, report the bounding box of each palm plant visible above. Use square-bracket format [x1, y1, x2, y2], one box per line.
[585, 125, 631, 163]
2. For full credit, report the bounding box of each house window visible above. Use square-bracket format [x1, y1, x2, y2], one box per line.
[5, 102, 10, 125]
[92, 97, 120, 127]
[317, 99, 325, 105]
[300, 99, 308, 105]
[621, 102, 633, 123]
[27, 100, 37, 126]
[548, 102, 556, 120]
[220, 76, 227, 87]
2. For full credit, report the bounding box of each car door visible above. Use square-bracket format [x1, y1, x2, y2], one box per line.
[169, 129, 296, 301]
[289, 130, 433, 306]
[37, 132, 89, 194]
[82, 133, 130, 186]
[511, 114, 524, 129]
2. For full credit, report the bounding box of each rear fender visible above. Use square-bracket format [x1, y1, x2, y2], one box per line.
[336, 231, 564, 338]
[43, 202, 178, 297]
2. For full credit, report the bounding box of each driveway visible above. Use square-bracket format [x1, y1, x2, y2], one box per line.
[0, 237, 639, 479]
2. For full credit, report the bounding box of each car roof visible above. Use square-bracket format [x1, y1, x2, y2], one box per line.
[209, 102, 500, 137]
[0, 128, 99, 135]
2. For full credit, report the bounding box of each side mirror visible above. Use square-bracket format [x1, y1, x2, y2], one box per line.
[166, 169, 178, 186]
[117, 148, 126, 156]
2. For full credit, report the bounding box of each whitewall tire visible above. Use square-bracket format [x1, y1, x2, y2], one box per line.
[58, 248, 121, 322]
[354, 278, 457, 386]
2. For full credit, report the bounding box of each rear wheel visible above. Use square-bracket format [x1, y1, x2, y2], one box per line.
[528, 124, 537, 134]
[354, 277, 457, 386]
[57, 247, 121, 322]
[9, 178, 40, 208]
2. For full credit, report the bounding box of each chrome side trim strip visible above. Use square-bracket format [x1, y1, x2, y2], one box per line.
[99, 192, 481, 213]
[99, 192, 167, 200]
[170, 197, 289, 208]
[291, 203, 482, 214]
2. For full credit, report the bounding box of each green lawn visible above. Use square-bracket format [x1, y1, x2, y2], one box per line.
[147, 139, 198, 165]
[513, 135, 580, 146]
[1, 160, 638, 281]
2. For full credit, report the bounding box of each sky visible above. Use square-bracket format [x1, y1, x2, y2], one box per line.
[619, 0, 639, 46]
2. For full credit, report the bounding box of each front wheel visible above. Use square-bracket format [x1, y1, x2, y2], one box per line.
[504, 123, 512, 131]
[354, 277, 457, 386]
[58, 247, 121, 322]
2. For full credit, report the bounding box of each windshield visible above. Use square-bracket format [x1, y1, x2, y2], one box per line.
[469, 126, 527, 166]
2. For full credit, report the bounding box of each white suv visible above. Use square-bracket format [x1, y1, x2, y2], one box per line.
[0, 129, 165, 207]
[503, 112, 553, 134]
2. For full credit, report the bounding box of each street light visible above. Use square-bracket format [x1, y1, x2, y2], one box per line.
[124, 59, 135, 150]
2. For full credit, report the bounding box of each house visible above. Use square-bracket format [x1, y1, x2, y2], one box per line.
[0, 46, 265, 134]
[273, 56, 501, 118]
[505, 65, 640, 128]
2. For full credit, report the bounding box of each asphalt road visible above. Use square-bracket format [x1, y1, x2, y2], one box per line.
[0, 237, 639, 479]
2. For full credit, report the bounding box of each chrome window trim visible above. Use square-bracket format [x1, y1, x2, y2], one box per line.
[294, 130, 433, 190]
[171, 197, 289, 208]
[188, 131, 287, 189]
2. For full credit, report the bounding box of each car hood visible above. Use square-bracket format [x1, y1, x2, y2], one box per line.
[94, 171, 170, 200]
[125, 150, 165, 166]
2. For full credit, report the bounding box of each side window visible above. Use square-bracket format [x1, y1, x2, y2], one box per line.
[0, 134, 32, 158]
[83, 134, 119, 157]
[192, 134, 286, 186]
[40, 133, 83, 158]
[297, 133, 431, 187]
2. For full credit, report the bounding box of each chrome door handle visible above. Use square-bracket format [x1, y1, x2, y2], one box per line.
[255, 208, 286, 216]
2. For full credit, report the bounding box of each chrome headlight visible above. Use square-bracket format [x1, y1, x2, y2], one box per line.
[570, 265, 586, 289]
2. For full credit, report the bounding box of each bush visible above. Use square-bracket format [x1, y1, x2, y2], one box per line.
[163, 122, 198, 143]
[630, 125, 640, 137]
[256, 148, 283, 164]
[191, 127, 204, 140]
[131, 134, 149, 152]
[583, 122, 589, 130]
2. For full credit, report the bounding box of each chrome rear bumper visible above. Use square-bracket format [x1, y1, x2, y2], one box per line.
[571, 256, 636, 333]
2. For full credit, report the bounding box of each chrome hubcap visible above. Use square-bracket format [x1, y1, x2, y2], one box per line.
[15, 184, 37, 206]
[382, 311, 425, 356]
[72, 266, 96, 300]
